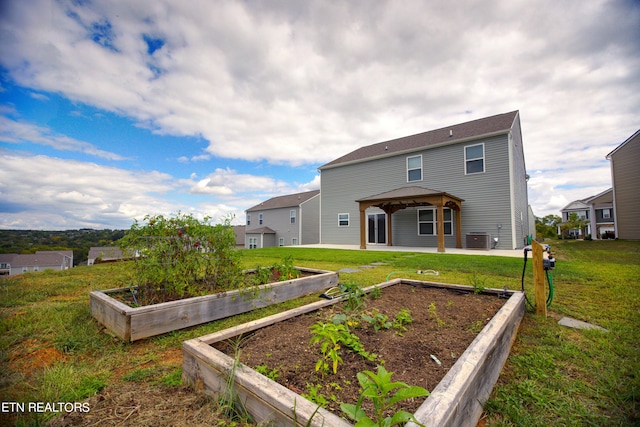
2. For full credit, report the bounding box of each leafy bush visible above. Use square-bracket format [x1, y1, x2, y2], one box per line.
[118, 212, 242, 304]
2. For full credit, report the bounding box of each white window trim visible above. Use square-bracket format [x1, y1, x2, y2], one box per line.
[406, 154, 423, 182]
[290, 209, 296, 224]
[338, 213, 350, 227]
[291, 238, 298, 245]
[464, 143, 485, 175]
[247, 213, 251, 226]
[259, 213, 263, 225]
[279, 237, 284, 246]
[417, 207, 453, 236]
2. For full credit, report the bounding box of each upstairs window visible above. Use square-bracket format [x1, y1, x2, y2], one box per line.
[259, 213, 263, 225]
[407, 155, 422, 182]
[465, 143, 484, 174]
[290, 210, 296, 224]
[603, 209, 611, 219]
[246, 214, 251, 226]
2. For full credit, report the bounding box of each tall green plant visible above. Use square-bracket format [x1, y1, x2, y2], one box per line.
[118, 212, 242, 304]
[341, 366, 428, 427]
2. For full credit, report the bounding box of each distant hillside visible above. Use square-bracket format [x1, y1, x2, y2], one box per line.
[0, 229, 125, 265]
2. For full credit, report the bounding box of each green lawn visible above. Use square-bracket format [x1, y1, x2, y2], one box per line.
[0, 240, 638, 426]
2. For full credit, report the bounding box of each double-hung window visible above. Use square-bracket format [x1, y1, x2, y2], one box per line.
[290, 210, 296, 224]
[259, 213, 263, 225]
[465, 143, 484, 174]
[246, 214, 251, 226]
[418, 208, 453, 235]
[407, 155, 422, 182]
[338, 213, 349, 227]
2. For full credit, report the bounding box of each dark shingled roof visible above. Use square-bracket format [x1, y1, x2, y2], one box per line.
[246, 190, 320, 212]
[320, 111, 519, 169]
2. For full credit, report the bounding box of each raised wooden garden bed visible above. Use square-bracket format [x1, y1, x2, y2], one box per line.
[182, 279, 525, 427]
[90, 267, 339, 342]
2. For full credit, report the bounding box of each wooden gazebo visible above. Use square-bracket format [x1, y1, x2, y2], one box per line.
[355, 186, 464, 252]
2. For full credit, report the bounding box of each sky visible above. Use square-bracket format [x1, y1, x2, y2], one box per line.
[1, 0, 639, 230]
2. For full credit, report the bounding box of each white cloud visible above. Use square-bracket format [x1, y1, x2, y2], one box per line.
[0, 116, 128, 160]
[0, 0, 638, 225]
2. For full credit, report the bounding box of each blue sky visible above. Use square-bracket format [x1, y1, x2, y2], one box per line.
[1, 0, 639, 230]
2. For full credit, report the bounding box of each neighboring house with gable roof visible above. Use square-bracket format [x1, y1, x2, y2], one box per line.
[245, 190, 320, 249]
[606, 129, 640, 240]
[87, 246, 128, 265]
[559, 188, 615, 239]
[0, 250, 73, 276]
[317, 111, 530, 251]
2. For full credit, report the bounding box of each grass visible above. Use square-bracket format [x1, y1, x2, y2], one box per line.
[0, 240, 638, 426]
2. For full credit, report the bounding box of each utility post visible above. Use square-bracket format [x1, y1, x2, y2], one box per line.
[531, 240, 547, 317]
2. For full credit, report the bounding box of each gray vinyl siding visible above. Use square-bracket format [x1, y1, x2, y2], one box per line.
[247, 206, 301, 246]
[508, 115, 530, 248]
[300, 195, 320, 244]
[610, 137, 640, 240]
[321, 132, 522, 249]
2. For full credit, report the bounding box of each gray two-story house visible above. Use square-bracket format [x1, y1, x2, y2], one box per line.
[245, 190, 320, 249]
[559, 188, 615, 239]
[318, 111, 530, 251]
[606, 129, 640, 240]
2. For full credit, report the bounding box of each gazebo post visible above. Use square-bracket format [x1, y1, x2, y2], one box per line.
[437, 203, 446, 252]
[359, 207, 367, 249]
[455, 208, 462, 248]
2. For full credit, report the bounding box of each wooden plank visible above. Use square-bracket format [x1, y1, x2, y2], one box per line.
[129, 272, 338, 341]
[89, 291, 131, 341]
[408, 292, 525, 427]
[183, 339, 351, 426]
[532, 240, 547, 316]
[183, 279, 526, 427]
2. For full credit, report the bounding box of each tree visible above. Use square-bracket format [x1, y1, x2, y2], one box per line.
[536, 214, 562, 239]
[564, 212, 589, 239]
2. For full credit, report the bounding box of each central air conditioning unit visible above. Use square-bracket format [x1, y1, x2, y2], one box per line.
[466, 232, 491, 250]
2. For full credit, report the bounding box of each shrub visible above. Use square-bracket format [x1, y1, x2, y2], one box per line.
[118, 212, 242, 304]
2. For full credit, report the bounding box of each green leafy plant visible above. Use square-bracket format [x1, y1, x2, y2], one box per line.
[392, 309, 413, 334]
[310, 321, 375, 374]
[361, 309, 392, 331]
[255, 364, 279, 381]
[340, 365, 429, 427]
[342, 282, 367, 312]
[118, 212, 243, 305]
[272, 255, 300, 281]
[302, 383, 329, 407]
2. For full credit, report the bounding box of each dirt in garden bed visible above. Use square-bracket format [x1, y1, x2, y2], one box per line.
[214, 283, 508, 419]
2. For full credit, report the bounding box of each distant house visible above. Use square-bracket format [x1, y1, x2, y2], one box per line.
[87, 247, 128, 265]
[606, 129, 640, 240]
[0, 250, 73, 276]
[245, 190, 320, 249]
[559, 188, 615, 239]
[233, 225, 246, 248]
[318, 111, 530, 251]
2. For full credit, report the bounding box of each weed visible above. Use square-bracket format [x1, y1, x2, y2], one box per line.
[123, 367, 157, 382]
[255, 364, 279, 381]
[427, 302, 445, 327]
[469, 271, 487, 294]
[302, 383, 329, 407]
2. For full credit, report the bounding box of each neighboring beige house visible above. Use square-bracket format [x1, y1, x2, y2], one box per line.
[559, 188, 615, 239]
[0, 250, 73, 276]
[245, 190, 320, 249]
[606, 129, 640, 240]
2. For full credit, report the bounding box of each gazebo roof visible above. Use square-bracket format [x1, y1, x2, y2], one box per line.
[356, 186, 463, 204]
